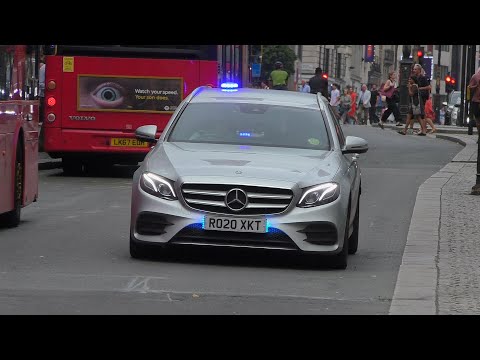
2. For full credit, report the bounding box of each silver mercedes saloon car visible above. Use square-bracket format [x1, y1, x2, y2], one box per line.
[129, 86, 368, 269]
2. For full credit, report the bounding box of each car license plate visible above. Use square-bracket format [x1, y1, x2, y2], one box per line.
[110, 138, 149, 147]
[204, 216, 266, 233]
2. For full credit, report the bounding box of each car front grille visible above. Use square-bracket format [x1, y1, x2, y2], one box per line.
[181, 183, 294, 215]
[169, 224, 299, 250]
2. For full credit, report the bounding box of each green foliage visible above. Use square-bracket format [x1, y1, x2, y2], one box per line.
[262, 45, 297, 80]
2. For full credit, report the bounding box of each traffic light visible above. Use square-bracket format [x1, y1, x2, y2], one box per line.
[451, 77, 457, 90]
[322, 73, 328, 79]
[445, 74, 455, 93]
[417, 47, 424, 66]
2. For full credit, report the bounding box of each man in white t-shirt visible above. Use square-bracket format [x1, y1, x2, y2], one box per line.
[329, 83, 340, 116]
[356, 84, 371, 125]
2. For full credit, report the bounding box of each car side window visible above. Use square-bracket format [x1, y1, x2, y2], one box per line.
[327, 104, 345, 148]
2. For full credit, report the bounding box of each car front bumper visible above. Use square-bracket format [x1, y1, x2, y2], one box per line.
[130, 180, 349, 255]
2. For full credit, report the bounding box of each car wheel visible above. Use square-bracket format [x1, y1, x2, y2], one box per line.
[348, 196, 360, 255]
[129, 234, 165, 259]
[331, 204, 350, 269]
[130, 235, 151, 259]
[2, 141, 24, 227]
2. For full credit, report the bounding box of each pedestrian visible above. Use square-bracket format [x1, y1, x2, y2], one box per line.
[347, 86, 357, 124]
[329, 83, 341, 116]
[369, 84, 379, 124]
[356, 84, 371, 125]
[376, 84, 385, 122]
[467, 67, 480, 134]
[299, 80, 310, 93]
[412, 64, 431, 135]
[380, 71, 400, 128]
[398, 76, 426, 135]
[424, 95, 437, 133]
[439, 105, 446, 125]
[309, 67, 329, 98]
[339, 87, 352, 124]
[268, 61, 289, 90]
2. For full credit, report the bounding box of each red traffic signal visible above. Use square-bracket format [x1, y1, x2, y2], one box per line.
[322, 74, 328, 79]
[417, 50, 424, 57]
[451, 78, 456, 85]
[445, 76, 452, 83]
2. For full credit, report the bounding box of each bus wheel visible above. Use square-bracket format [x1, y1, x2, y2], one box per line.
[62, 159, 83, 176]
[2, 142, 24, 227]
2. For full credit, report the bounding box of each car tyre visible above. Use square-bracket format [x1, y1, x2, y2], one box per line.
[330, 205, 350, 269]
[2, 141, 23, 228]
[348, 196, 360, 255]
[129, 234, 166, 260]
[130, 235, 151, 259]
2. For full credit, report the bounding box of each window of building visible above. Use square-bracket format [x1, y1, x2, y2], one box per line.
[434, 65, 449, 79]
[324, 48, 330, 74]
[434, 45, 450, 52]
[0, 46, 14, 101]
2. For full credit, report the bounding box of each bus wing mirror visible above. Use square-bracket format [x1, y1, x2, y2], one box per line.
[135, 125, 158, 143]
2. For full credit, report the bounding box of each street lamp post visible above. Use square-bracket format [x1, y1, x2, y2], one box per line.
[398, 46, 413, 124]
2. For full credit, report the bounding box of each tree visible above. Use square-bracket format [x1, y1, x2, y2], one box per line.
[262, 45, 297, 80]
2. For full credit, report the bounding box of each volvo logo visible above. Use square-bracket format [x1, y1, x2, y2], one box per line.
[225, 188, 248, 212]
[69, 115, 96, 121]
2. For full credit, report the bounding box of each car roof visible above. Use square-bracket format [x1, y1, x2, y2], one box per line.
[190, 87, 324, 110]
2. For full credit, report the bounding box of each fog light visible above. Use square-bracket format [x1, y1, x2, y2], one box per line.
[47, 113, 56, 122]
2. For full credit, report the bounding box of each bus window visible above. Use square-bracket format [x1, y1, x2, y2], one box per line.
[0, 46, 14, 100]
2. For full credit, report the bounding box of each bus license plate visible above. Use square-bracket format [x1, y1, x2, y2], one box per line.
[110, 138, 149, 147]
[204, 216, 266, 233]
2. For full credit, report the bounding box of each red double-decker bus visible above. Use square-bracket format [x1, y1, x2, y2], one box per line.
[0, 45, 40, 227]
[42, 45, 248, 174]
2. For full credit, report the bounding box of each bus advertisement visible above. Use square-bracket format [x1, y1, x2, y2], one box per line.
[42, 45, 248, 174]
[0, 45, 40, 227]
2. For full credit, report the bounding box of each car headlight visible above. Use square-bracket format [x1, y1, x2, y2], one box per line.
[140, 172, 177, 200]
[297, 182, 340, 208]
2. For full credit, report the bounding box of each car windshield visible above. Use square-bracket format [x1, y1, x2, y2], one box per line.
[168, 102, 331, 150]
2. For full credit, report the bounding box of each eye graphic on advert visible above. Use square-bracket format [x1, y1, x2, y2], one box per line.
[78, 75, 183, 113]
[90, 82, 126, 108]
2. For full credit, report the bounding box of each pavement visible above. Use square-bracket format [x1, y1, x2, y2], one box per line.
[375, 123, 480, 314]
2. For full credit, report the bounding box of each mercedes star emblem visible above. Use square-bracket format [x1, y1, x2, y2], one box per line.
[225, 188, 248, 212]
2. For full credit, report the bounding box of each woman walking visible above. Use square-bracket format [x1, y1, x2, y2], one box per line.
[380, 71, 401, 129]
[339, 87, 352, 124]
[398, 76, 426, 136]
[347, 86, 357, 124]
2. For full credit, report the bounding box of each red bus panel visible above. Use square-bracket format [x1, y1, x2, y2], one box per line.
[43, 55, 217, 158]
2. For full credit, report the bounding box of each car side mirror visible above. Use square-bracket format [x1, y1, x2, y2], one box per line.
[342, 136, 368, 154]
[135, 125, 158, 143]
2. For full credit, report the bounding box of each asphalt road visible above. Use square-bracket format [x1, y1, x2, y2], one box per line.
[0, 125, 463, 314]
